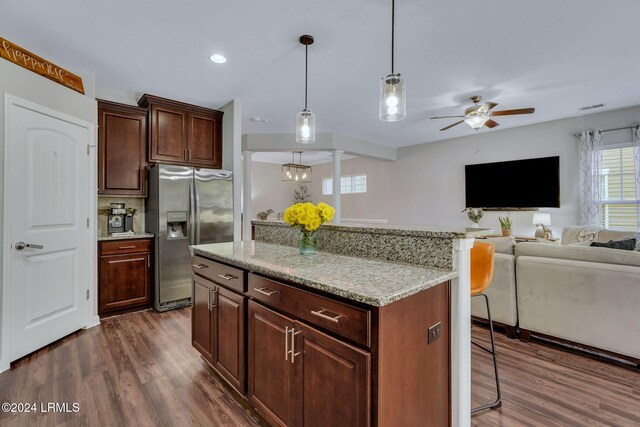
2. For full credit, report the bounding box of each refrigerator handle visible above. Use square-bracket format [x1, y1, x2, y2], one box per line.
[189, 178, 196, 246]
[194, 174, 201, 245]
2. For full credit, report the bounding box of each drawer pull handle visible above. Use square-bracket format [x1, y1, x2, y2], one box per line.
[217, 273, 236, 281]
[311, 309, 342, 323]
[192, 264, 208, 269]
[254, 287, 278, 297]
[119, 246, 137, 249]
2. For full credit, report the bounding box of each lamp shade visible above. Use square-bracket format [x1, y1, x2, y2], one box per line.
[465, 114, 490, 130]
[296, 109, 316, 144]
[532, 212, 551, 226]
[379, 73, 406, 121]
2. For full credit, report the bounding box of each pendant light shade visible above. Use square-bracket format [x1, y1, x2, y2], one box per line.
[379, 73, 406, 121]
[282, 152, 312, 183]
[379, 0, 406, 122]
[296, 35, 316, 144]
[465, 114, 490, 130]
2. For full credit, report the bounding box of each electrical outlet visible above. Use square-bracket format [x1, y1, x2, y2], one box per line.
[428, 321, 442, 344]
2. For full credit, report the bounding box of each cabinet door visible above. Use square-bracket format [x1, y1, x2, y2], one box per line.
[98, 103, 147, 197]
[192, 275, 214, 362]
[212, 286, 246, 394]
[248, 301, 295, 427]
[187, 111, 221, 168]
[294, 321, 371, 427]
[149, 104, 187, 163]
[99, 252, 151, 314]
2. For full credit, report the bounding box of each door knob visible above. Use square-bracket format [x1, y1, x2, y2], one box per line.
[15, 241, 44, 250]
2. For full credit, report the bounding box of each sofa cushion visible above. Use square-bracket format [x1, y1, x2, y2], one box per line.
[636, 233, 640, 251]
[590, 239, 636, 251]
[484, 237, 515, 255]
[515, 241, 640, 267]
[561, 225, 601, 245]
[597, 229, 637, 243]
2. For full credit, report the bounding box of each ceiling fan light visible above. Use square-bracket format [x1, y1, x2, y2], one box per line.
[379, 73, 406, 122]
[296, 109, 316, 144]
[465, 114, 490, 130]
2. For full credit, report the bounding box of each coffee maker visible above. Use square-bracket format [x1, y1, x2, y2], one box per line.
[107, 203, 136, 235]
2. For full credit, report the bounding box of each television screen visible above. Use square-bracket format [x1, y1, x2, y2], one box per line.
[465, 156, 560, 208]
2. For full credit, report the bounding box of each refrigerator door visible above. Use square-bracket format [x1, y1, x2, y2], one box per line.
[194, 169, 234, 245]
[157, 164, 194, 308]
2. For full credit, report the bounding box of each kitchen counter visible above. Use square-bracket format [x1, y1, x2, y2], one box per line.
[98, 232, 154, 241]
[191, 241, 458, 306]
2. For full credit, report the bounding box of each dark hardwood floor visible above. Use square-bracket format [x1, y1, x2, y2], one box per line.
[0, 308, 638, 426]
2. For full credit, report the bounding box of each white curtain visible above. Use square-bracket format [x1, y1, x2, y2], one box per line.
[577, 129, 604, 226]
[633, 124, 640, 232]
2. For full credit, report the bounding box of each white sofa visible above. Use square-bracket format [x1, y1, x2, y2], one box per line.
[516, 239, 640, 361]
[471, 237, 518, 337]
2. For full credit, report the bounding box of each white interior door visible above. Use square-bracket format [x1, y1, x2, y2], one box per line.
[4, 95, 93, 362]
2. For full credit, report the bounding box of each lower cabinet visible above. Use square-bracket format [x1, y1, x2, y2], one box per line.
[98, 239, 152, 315]
[191, 274, 246, 394]
[247, 300, 370, 427]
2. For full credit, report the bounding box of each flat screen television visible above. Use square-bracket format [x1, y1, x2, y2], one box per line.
[465, 156, 560, 209]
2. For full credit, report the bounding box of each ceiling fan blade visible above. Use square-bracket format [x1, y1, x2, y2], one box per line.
[440, 120, 465, 131]
[430, 115, 465, 119]
[477, 102, 498, 114]
[491, 108, 535, 116]
[484, 119, 500, 129]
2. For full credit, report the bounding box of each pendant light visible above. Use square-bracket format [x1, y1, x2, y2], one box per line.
[296, 35, 316, 144]
[281, 152, 312, 183]
[379, 0, 406, 122]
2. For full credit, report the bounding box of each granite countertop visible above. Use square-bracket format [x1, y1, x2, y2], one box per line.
[252, 219, 493, 239]
[98, 232, 154, 241]
[191, 241, 458, 307]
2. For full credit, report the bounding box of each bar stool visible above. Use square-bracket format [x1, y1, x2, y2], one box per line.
[471, 241, 502, 414]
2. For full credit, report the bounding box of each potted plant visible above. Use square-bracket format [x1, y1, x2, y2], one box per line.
[461, 208, 484, 228]
[499, 216, 512, 237]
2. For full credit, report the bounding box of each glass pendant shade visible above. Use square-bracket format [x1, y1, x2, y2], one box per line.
[465, 114, 490, 130]
[296, 109, 316, 144]
[281, 162, 312, 183]
[379, 73, 406, 122]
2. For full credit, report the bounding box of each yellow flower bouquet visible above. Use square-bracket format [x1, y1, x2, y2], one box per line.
[283, 202, 335, 254]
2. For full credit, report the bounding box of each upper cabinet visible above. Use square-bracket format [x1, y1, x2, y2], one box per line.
[98, 100, 148, 197]
[138, 94, 223, 168]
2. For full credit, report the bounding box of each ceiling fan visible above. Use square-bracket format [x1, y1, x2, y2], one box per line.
[430, 96, 535, 131]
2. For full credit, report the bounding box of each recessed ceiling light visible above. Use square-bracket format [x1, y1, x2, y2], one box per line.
[250, 117, 268, 123]
[209, 54, 227, 64]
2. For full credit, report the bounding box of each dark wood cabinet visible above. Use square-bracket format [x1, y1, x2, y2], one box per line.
[97, 100, 148, 197]
[98, 239, 153, 315]
[138, 94, 223, 168]
[248, 301, 295, 427]
[191, 267, 247, 395]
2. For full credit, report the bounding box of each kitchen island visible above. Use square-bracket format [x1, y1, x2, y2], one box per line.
[191, 222, 490, 427]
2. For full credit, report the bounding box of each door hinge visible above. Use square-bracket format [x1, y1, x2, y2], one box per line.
[86, 217, 90, 228]
[87, 144, 90, 155]
[86, 289, 90, 300]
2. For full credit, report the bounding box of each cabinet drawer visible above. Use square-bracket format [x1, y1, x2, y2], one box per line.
[192, 256, 246, 293]
[100, 239, 152, 255]
[248, 274, 371, 348]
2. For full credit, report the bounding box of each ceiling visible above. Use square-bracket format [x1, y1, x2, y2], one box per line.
[2, 0, 639, 147]
[252, 151, 355, 165]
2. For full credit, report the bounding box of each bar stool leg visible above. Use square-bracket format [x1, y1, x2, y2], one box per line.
[471, 293, 502, 414]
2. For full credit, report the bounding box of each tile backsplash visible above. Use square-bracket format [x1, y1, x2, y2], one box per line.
[98, 197, 145, 236]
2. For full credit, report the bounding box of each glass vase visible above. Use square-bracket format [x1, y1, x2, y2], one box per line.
[299, 230, 317, 255]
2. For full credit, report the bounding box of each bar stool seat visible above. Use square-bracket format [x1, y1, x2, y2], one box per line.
[471, 241, 502, 414]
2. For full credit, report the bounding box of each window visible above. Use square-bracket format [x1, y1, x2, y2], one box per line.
[599, 146, 639, 231]
[322, 174, 367, 195]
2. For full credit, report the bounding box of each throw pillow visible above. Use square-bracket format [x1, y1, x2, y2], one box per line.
[636, 233, 640, 251]
[590, 238, 637, 251]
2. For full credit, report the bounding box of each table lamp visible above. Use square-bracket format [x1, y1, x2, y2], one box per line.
[533, 212, 552, 239]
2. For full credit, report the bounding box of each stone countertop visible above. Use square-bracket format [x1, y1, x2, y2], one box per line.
[251, 219, 493, 239]
[98, 232, 154, 242]
[191, 241, 458, 307]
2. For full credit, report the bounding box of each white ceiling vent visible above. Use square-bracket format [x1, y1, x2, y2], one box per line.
[579, 103, 605, 111]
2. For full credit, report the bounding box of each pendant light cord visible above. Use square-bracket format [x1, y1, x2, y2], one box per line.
[304, 44, 309, 110]
[391, 0, 395, 74]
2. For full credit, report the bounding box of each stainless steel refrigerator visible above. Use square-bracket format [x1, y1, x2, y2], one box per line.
[146, 164, 233, 311]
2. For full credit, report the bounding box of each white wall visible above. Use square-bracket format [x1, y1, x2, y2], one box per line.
[251, 161, 302, 220]
[0, 59, 98, 371]
[310, 106, 640, 237]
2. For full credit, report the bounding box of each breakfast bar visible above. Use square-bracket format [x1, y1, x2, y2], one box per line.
[190, 221, 491, 426]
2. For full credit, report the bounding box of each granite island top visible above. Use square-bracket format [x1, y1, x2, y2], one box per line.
[191, 241, 459, 307]
[98, 232, 154, 241]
